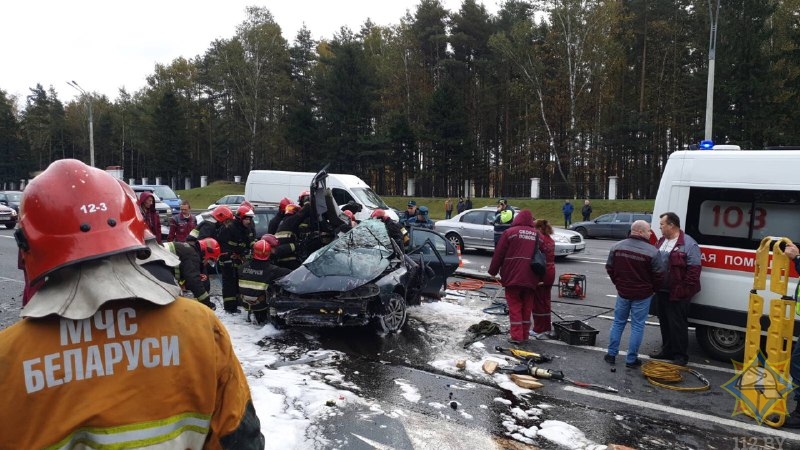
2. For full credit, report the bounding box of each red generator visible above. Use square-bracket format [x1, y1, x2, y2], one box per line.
[558, 273, 587, 299]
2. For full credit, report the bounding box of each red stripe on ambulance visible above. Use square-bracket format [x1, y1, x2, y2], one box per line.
[700, 246, 798, 277]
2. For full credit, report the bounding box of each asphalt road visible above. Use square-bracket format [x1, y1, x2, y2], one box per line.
[2, 230, 799, 448]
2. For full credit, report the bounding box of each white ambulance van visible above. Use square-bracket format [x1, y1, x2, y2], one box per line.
[652, 149, 800, 361]
[244, 170, 399, 222]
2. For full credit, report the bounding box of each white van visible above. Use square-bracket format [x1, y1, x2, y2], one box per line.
[244, 170, 399, 222]
[652, 149, 800, 361]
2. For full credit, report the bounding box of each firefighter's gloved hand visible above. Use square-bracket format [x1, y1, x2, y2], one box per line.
[325, 188, 333, 198]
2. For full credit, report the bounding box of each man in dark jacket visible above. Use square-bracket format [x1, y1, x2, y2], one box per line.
[650, 212, 702, 366]
[604, 220, 666, 368]
[488, 209, 541, 343]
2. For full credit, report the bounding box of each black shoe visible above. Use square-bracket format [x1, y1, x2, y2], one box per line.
[672, 357, 688, 366]
[507, 338, 523, 345]
[224, 307, 241, 315]
[604, 354, 616, 365]
[626, 358, 643, 368]
[649, 352, 672, 360]
[200, 300, 216, 311]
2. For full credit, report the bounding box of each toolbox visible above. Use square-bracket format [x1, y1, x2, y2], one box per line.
[553, 320, 599, 346]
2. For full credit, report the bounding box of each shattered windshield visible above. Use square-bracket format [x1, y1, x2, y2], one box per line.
[277, 220, 397, 294]
[303, 220, 393, 277]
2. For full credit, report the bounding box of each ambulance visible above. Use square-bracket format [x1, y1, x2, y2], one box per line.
[652, 148, 800, 361]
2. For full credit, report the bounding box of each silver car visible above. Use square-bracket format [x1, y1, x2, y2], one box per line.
[433, 206, 586, 259]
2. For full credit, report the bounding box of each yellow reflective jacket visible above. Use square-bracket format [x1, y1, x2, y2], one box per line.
[0, 297, 264, 450]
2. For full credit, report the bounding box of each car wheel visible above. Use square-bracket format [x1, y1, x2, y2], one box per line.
[695, 325, 745, 362]
[375, 293, 408, 333]
[446, 233, 464, 252]
[4, 223, 14, 229]
[574, 227, 588, 238]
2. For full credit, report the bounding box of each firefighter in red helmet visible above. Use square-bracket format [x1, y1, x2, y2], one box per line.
[216, 204, 255, 313]
[238, 239, 291, 324]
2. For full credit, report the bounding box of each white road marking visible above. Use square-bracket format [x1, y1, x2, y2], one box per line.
[0, 276, 23, 284]
[562, 385, 800, 442]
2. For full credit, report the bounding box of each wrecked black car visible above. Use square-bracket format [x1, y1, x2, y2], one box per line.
[267, 219, 460, 333]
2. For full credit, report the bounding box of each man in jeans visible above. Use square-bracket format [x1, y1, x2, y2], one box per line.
[604, 220, 665, 368]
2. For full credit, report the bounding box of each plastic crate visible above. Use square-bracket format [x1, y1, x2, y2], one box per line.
[553, 320, 599, 346]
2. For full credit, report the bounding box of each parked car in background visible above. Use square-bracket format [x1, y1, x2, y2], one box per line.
[434, 206, 586, 259]
[569, 212, 652, 239]
[0, 204, 18, 229]
[134, 184, 182, 214]
[0, 191, 23, 212]
[208, 194, 245, 211]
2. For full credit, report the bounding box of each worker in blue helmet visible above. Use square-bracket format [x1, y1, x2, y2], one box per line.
[493, 198, 516, 245]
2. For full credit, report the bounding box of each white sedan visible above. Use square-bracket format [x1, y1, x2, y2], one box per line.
[433, 206, 586, 259]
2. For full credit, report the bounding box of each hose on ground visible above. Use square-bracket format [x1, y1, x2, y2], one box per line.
[641, 360, 710, 392]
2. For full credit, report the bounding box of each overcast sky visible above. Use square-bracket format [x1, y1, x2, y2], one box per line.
[1, 0, 500, 106]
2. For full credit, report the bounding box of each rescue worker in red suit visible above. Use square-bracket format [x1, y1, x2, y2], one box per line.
[238, 239, 291, 324]
[0, 159, 264, 449]
[216, 205, 255, 313]
[488, 209, 541, 343]
[137, 190, 162, 243]
[532, 219, 557, 339]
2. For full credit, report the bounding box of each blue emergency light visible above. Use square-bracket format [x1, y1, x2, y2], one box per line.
[699, 140, 714, 150]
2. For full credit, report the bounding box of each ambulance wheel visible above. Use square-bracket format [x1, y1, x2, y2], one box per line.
[696, 325, 745, 362]
[374, 293, 408, 334]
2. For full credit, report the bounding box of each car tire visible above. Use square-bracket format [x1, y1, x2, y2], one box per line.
[5, 223, 14, 229]
[446, 233, 464, 252]
[375, 293, 408, 333]
[695, 325, 745, 362]
[574, 227, 588, 238]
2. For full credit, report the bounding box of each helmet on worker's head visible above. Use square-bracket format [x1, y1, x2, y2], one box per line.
[252, 239, 272, 261]
[236, 204, 254, 219]
[279, 197, 292, 213]
[284, 204, 299, 215]
[17, 159, 148, 283]
[241, 200, 253, 210]
[260, 234, 280, 247]
[370, 209, 386, 220]
[417, 206, 429, 216]
[343, 210, 356, 222]
[211, 205, 234, 223]
[198, 238, 221, 261]
[298, 190, 311, 206]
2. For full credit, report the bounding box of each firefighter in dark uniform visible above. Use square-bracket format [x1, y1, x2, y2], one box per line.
[217, 205, 255, 313]
[188, 205, 234, 242]
[163, 238, 221, 310]
[274, 203, 309, 270]
[238, 239, 292, 324]
[370, 209, 409, 250]
[267, 197, 293, 235]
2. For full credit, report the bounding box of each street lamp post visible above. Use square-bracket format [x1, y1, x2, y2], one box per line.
[704, 0, 722, 142]
[67, 81, 95, 167]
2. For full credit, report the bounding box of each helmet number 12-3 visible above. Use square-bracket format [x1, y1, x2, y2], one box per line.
[80, 203, 109, 214]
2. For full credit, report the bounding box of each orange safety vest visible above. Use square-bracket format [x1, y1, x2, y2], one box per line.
[0, 297, 263, 449]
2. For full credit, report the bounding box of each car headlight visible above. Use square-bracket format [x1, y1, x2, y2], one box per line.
[11, 210, 17, 217]
[552, 234, 570, 243]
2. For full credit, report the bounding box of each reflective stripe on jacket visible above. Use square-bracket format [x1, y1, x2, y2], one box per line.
[0, 297, 264, 449]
